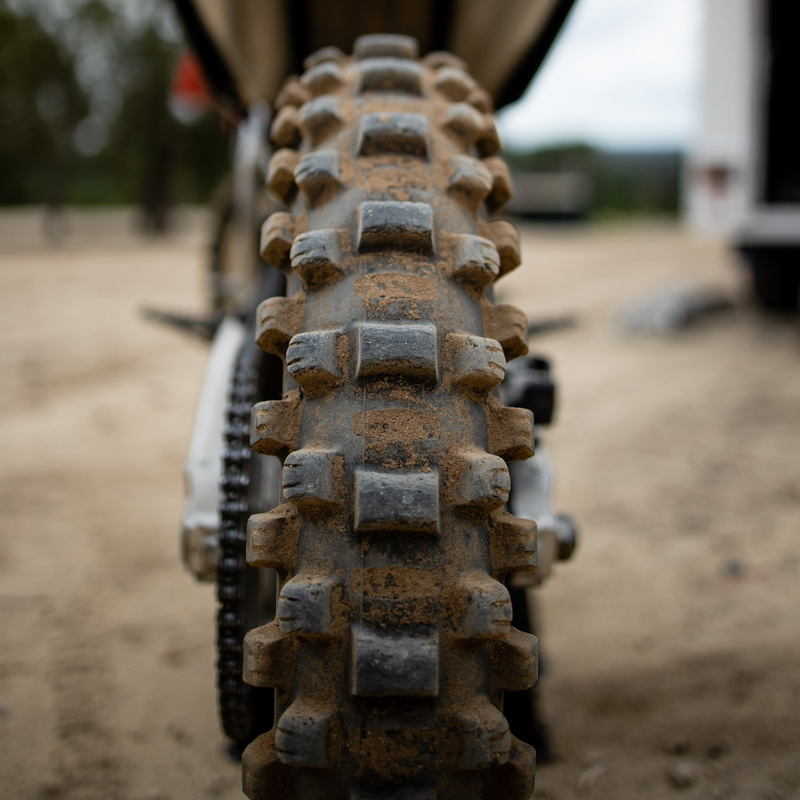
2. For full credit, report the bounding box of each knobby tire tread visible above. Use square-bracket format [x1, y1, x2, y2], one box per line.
[243, 35, 539, 800]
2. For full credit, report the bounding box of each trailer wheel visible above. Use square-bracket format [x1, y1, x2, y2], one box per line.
[740, 245, 800, 312]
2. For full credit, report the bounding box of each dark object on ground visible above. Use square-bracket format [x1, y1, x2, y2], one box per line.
[141, 306, 221, 341]
[527, 314, 578, 338]
[619, 285, 732, 335]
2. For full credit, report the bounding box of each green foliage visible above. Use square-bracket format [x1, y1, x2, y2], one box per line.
[0, 0, 229, 218]
[77, 17, 229, 222]
[504, 142, 683, 217]
[0, 4, 89, 204]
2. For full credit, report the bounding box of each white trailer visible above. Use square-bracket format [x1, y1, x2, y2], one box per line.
[688, 0, 800, 310]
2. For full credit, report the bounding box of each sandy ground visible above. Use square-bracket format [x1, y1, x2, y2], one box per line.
[1, 209, 799, 800]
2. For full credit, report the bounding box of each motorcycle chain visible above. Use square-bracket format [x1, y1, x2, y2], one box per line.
[216, 339, 272, 745]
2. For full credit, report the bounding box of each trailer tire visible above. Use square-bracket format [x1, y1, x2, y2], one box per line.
[741, 245, 800, 313]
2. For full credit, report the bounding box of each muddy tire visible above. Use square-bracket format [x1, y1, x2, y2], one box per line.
[243, 35, 539, 800]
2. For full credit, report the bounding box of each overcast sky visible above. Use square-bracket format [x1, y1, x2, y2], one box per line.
[496, 0, 702, 152]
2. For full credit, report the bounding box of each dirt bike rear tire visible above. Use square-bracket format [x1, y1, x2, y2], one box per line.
[243, 34, 539, 800]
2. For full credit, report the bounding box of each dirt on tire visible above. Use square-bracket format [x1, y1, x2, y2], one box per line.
[242, 34, 538, 800]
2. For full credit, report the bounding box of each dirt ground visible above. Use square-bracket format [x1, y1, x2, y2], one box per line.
[1, 208, 798, 800]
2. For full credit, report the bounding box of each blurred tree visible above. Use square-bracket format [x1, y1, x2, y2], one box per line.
[0, 0, 230, 227]
[91, 17, 219, 230]
[504, 143, 682, 218]
[0, 3, 89, 205]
